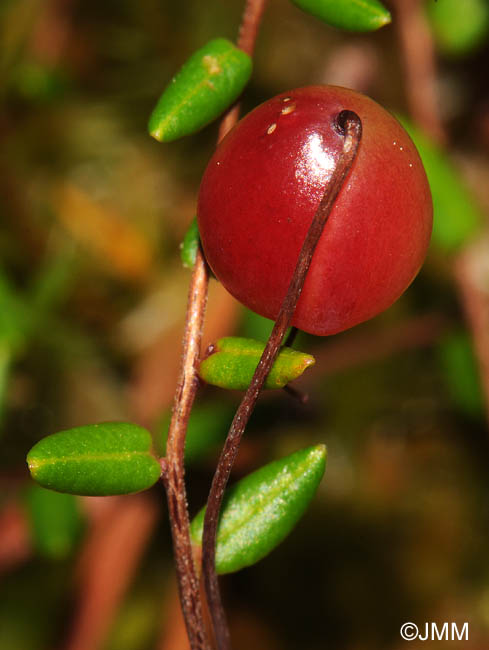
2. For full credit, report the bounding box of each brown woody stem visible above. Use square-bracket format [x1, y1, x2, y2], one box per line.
[161, 1, 269, 648]
[202, 110, 363, 650]
[161, 250, 210, 650]
[217, 0, 268, 141]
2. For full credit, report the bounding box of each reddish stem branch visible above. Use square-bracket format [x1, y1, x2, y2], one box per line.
[238, 0, 268, 55]
[202, 111, 363, 650]
[162, 2, 269, 648]
[162, 251, 210, 650]
[217, 0, 268, 141]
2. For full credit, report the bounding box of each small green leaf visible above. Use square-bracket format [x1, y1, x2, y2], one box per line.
[427, 0, 489, 57]
[180, 217, 200, 269]
[27, 422, 161, 496]
[190, 444, 326, 573]
[437, 331, 484, 418]
[148, 38, 252, 142]
[290, 0, 391, 32]
[198, 336, 315, 390]
[157, 401, 234, 461]
[25, 484, 83, 559]
[400, 118, 483, 252]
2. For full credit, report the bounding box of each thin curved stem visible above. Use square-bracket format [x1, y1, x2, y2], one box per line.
[162, 249, 210, 650]
[161, 2, 269, 648]
[217, 0, 268, 142]
[202, 111, 363, 650]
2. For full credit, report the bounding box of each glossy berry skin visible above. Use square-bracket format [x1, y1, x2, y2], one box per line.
[197, 86, 432, 336]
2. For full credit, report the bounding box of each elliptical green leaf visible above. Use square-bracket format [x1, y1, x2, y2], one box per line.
[291, 0, 391, 32]
[198, 336, 315, 390]
[190, 444, 327, 574]
[180, 217, 200, 270]
[27, 422, 161, 496]
[148, 38, 252, 142]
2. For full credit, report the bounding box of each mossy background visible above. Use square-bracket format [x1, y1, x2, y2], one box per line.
[1, 0, 489, 648]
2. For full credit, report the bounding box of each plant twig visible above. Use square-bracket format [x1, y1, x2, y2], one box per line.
[202, 111, 363, 650]
[161, 250, 210, 650]
[161, 2, 269, 647]
[217, 0, 268, 141]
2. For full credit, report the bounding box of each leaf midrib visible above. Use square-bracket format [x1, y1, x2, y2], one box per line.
[155, 48, 240, 138]
[29, 449, 152, 470]
[217, 463, 311, 549]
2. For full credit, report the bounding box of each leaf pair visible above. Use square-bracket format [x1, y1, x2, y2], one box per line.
[27, 330, 316, 498]
[27, 422, 326, 573]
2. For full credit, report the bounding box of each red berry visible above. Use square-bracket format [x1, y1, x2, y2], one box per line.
[197, 86, 432, 336]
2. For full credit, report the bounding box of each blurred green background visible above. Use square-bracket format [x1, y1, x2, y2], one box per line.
[1, 0, 489, 649]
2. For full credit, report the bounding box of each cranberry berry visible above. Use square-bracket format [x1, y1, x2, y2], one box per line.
[197, 86, 433, 336]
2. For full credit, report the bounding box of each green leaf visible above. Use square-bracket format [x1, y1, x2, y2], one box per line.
[157, 401, 234, 462]
[427, 0, 489, 57]
[190, 444, 326, 574]
[148, 38, 252, 142]
[180, 217, 200, 270]
[400, 118, 483, 252]
[198, 336, 315, 390]
[437, 331, 484, 418]
[27, 422, 161, 496]
[290, 0, 391, 32]
[25, 484, 83, 559]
